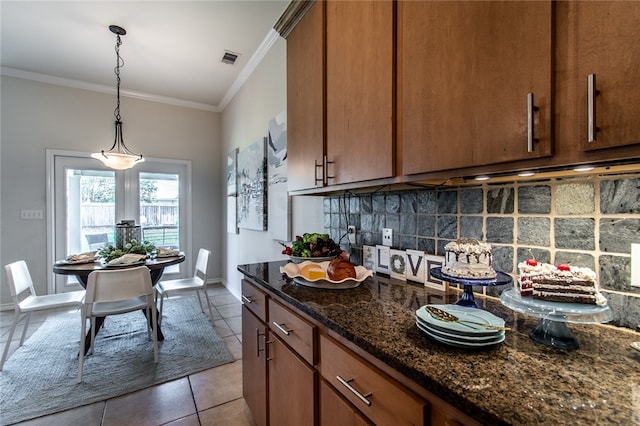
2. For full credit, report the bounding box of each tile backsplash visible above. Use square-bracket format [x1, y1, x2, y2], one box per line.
[324, 172, 640, 331]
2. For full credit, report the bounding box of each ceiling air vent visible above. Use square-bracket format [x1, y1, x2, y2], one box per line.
[221, 50, 240, 65]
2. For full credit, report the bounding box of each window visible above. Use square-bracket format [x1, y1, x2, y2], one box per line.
[47, 150, 191, 293]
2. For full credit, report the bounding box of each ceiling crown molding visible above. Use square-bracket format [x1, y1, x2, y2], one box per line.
[273, 0, 315, 38]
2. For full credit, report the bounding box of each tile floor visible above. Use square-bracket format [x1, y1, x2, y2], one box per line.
[0, 283, 255, 426]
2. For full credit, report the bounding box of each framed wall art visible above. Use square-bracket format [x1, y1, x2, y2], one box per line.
[237, 137, 267, 231]
[267, 110, 290, 241]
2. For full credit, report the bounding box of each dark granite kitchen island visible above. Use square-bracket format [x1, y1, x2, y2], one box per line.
[238, 261, 640, 425]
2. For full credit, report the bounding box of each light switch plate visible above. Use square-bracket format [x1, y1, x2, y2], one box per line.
[632, 243, 640, 287]
[382, 228, 393, 246]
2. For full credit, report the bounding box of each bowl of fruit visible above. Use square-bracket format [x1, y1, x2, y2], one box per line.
[281, 233, 342, 263]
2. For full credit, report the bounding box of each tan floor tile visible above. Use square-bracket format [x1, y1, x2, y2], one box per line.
[103, 377, 196, 426]
[190, 360, 243, 411]
[163, 413, 201, 426]
[198, 398, 255, 426]
[223, 335, 242, 360]
[14, 402, 105, 426]
[214, 319, 234, 338]
[216, 303, 241, 319]
[225, 316, 242, 335]
[211, 293, 240, 307]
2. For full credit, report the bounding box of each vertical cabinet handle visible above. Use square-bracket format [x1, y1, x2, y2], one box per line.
[527, 93, 539, 152]
[324, 155, 335, 184]
[241, 294, 253, 304]
[272, 321, 292, 336]
[314, 159, 324, 185]
[336, 375, 373, 406]
[256, 328, 265, 358]
[588, 74, 600, 143]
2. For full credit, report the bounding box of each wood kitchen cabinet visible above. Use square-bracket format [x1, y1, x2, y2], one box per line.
[320, 379, 372, 426]
[241, 305, 267, 426]
[241, 279, 316, 426]
[572, 1, 640, 151]
[399, 0, 553, 175]
[287, 0, 394, 191]
[287, 0, 324, 191]
[325, 0, 395, 185]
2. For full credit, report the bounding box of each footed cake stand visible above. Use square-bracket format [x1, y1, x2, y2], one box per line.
[430, 267, 512, 308]
[500, 288, 612, 350]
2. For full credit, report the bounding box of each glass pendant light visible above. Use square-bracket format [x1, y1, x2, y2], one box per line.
[92, 25, 144, 170]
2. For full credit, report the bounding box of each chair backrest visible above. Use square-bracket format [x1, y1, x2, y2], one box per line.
[4, 261, 37, 303]
[85, 233, 110, 250]
[193, 248, 211, 283]
[85, 266, 153, 305]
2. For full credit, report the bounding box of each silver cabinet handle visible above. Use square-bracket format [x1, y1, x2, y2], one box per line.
[324, 155, 334, 184]
[314, 159, 323, 185]
[588, 74, 600, 143]
[272, 321, 292, 336]
[527, 92, 539, 152]
[241, 294, 253, 304]
[256, 328, 265, 357]
[336, 375, 372, 406]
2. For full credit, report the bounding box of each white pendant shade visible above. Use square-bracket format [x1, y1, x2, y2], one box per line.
[91, 152, 144, 170]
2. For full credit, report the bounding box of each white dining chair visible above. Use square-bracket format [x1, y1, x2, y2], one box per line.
[78, 266, 158, 383]
[1, 260, 85, 371]
[155, 248, 213, 325]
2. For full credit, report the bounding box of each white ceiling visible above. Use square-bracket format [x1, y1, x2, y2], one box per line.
[0, 1, 290, 112]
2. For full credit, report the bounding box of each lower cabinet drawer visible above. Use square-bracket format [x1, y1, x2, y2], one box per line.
[269, 299, 316, 365]
[241, 279, 268, 322]
[320, 334, 428, 426]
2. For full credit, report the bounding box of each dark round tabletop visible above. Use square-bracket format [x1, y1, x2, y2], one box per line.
[53, 254, 186, 286]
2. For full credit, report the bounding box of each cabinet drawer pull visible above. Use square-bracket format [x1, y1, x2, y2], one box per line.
[241, 294, 253, 304]
[527, 92, 539, 152]
[588, 74, 600, 143]
[272, 321, 293, 336]
[336, 375, 372, 406]
[256, 328, 265, 357]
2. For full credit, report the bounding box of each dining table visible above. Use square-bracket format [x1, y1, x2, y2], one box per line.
[53, 254, 185, 353]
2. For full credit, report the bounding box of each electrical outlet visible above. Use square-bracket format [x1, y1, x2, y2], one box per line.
[382, 228, 393, 246]
[347, 226, 356, 244]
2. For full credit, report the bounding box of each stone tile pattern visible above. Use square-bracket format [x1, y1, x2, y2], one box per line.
[324, 174, 640, 330]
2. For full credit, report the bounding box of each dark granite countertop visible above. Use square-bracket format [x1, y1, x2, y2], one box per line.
[238, 261, 640, 426]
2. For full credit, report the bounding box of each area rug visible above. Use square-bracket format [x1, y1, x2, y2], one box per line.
[0, 296, 235, 425]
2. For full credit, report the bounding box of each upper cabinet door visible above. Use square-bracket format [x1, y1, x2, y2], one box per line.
[576, 1, 640, 151]
[399, 1, 553, 176]
[287, 1, 325, 192]
[325, 0, 395, 185]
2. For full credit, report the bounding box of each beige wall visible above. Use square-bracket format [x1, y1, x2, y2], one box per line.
[0, 75, 221, 304]
[221, 37, 323, 298]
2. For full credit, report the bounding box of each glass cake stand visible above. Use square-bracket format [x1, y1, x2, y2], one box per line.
[430, 267, 513, 308]
[500, 288, 612, 350]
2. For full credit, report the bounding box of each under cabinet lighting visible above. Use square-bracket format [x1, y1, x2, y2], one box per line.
[518, 171, 536, 177]
[474, 176, 490, 181]
[574, 165, 595, 172]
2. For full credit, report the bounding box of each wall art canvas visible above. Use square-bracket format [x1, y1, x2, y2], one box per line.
[226, 148, 238, 196]
[267, 110, 290, 241]
[238, 138, 267, 231]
